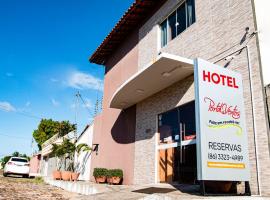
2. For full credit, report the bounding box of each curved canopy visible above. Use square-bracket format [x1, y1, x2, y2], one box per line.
[110, 53, 194, 109]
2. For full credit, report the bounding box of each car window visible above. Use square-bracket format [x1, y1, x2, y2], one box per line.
[11, 158, 28, 163]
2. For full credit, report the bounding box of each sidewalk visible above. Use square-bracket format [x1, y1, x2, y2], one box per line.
[44, 178, 270, 200]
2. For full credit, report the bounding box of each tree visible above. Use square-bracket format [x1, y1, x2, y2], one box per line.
[59, 121, 76, 137]
[53, 138, 76, 171]
[51, 143, 65, 170]
[50, 139, 92, 172]
[0, 156, 11, 168]
[32, 119, 76, 150]
[12, 151, 19, 157]
[74, 143, 92, 173]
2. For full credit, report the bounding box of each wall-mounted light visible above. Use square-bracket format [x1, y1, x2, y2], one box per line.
[136, 89, 144, 93]
[92, 143, 99, 155]
[161, 66, 182, 77]
[161, 72, 171, 77]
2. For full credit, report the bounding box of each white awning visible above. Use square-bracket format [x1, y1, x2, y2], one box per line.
[110, 53, 194, 109]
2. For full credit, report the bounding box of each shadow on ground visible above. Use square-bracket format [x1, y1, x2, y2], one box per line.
[132, 184, 200, 196]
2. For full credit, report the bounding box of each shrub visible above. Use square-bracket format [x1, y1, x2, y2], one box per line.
[107, 169, 123, 178]
[93, 168, 108, 177]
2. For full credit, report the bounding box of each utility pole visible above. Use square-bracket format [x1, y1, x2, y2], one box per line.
[74, 91, 80, 140]
[31, 137, 34, 155]
[94, 98, 99, 117]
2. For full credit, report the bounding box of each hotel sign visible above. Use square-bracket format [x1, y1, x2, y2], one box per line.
[194, 58, 250, 181]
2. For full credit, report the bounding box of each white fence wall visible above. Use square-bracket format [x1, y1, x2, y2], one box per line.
[75, 124, 94, 181]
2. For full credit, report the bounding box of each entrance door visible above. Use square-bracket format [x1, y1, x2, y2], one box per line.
[158, 101, 197, 184]
[158, 108, 179, 183]
[159, 147, 174, 183]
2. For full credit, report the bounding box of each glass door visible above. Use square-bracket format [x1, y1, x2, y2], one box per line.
[158, 101, 196, 184]
[158, 108, 179, 183]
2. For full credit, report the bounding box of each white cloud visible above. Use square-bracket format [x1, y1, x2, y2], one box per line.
[6, 72, 13, 77]
[0, 101, 16, 112]
[51, 98, 60, 107]
[25, 101, 31, 107]
[67, 71, 103, 91]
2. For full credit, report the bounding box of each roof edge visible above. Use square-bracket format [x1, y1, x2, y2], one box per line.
[89, 0, 166, 65]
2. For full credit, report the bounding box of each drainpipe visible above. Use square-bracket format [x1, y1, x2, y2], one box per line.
[264, 86, 270, 131]
[214, 44, 262, 195]
[245, 45, 261, 196]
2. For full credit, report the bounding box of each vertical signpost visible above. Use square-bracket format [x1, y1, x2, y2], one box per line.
[194, 58, 250, 194]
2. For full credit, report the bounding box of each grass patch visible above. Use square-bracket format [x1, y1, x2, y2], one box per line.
[33, 176, 44, 184]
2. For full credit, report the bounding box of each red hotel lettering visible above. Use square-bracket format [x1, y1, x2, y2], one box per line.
[204, 97, 240, 119]
[203, 70, 239, 88]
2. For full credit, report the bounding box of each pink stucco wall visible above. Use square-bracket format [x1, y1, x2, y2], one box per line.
[90, 30, 138, 185]
[29, 154, 41, 174]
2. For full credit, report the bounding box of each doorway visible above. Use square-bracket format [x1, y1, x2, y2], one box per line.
[158, 101, 197, 184]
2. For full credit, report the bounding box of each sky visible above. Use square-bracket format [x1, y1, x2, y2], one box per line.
[254, 1, 270, 85]
[0, 0, 134, 158]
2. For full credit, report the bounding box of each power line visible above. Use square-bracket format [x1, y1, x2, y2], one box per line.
[76, 92, 94, 118]
[210, 29, 256, 63]
[16, 110, 42, 120]
[0, 132, 31, 140]
[0, 105, 43, 120]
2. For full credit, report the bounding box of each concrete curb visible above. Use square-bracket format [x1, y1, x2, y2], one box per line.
[44, 177, 99, 195]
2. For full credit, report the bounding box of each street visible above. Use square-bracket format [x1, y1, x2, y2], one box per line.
[1, 172, 270, 200]
[0, 171, 78, 200]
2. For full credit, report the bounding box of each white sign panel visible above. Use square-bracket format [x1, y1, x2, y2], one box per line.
[194, 58, 250, 181]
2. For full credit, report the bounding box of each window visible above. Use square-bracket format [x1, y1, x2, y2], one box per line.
[160, 20, 167, 47]
[160, 0, 195, 47]
[158, 108, 179, 144]
[158, 101, 195, 144]
[177, 3, 186, 35]
[11, 158, 28, 163]
[168, 11, 177, 41]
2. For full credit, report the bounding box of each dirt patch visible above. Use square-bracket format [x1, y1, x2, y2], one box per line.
[0, 175, 79, 200]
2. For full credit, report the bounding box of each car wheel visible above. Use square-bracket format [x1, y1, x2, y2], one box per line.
[3, 173, 7, 177]
[23, 174, 29, 178]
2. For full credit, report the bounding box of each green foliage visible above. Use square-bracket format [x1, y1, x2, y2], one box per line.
[50, 138, 76, 170]
[76, 143, 92, 154]
[12, 151, 19, 157]
[107, 169, 123, 178]
[51, 143, 64, 158]
[59, 121, 76, 137]
[73, 143, 92, 173]
[61, 139, 76, 171]
[0, 156, 11, 168]
[61, 138, 76, 154]
[93, 168, 108, 177]
[51, 143, 64, 170]
[34, 176, 44, 184]
[32, 119, 75, 150]
[50, 140, 92, 172]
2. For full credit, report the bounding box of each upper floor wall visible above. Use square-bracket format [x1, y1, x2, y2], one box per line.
[102, 30, 139, 108]
[101, 0, 262, 110]
[138, 0, 258, 68]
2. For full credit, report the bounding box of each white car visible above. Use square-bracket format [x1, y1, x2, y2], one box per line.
[3, 157, 30, 178]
